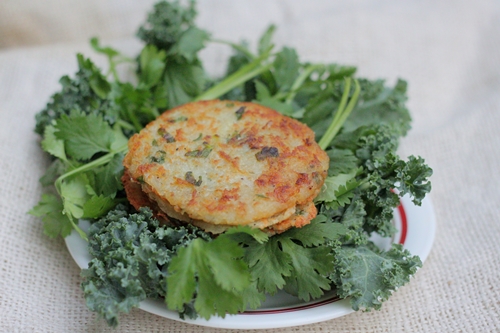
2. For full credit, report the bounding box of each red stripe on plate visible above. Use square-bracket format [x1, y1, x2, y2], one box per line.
[241, 202, 408, 315]
[397, 202, 408, 244]
[242, 296, 342, 315]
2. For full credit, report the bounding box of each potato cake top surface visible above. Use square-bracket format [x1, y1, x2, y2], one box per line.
[123, 100, 329, 226]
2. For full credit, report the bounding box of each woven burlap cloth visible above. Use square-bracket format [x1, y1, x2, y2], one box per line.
[1, 0, 499, 332]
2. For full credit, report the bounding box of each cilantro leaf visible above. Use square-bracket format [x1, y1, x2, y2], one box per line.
[139, 45, 167, 88]
[59, 174, 91, 219]
[243, 219, 347, 299]
[41, 125, 67, 161]
[281, 243, 334, 301]
[91, 153, 124, 197]
[29, 194, 73, 238]
[90, 37, 120, 59]
[273, 47, 300, 93]
[166, 235, 256, 319]
[39, 159, 66, 187]
[82, 195, 117, 219]
[170, 26, 210, 62]
[54, 112, 115, 160]
[244, 236, 292, 294]
[223, 225, 269, 244]
[163, 61, 206, 107]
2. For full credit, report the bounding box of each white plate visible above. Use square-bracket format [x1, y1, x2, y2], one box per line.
[65, 195, 436, 330]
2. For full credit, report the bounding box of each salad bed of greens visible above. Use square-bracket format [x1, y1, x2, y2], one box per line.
[29, 0, 432, 327]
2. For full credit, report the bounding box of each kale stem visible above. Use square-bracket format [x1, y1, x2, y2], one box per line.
[318, 78, 360, 150]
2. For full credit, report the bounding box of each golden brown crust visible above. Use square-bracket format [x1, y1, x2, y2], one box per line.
[123, 100, 329, 231]
[265, 201, 317, 234]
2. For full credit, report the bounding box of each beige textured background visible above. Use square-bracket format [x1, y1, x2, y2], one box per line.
[1, 0, 499, 332]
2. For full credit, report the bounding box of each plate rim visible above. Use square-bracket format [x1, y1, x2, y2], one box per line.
[64, 195, 436, 329]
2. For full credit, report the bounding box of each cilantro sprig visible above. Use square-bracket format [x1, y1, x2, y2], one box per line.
[30, 0, 432, 326]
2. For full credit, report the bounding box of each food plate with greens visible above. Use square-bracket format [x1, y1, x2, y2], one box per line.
[65, 194, 435, 329]
[29, 0, 434, 329]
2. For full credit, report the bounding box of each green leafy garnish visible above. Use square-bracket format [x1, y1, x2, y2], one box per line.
[166, 236, 255, 319]
[30, 0, 432, 326]
[81, 205, 211, 326]
[242, 218, 347, 299]
[29, 194, 73, 238]
[330, 243, 422, 310]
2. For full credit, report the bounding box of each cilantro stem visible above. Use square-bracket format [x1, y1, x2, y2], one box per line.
[318, 78, 361, 150]
[67, 215, 88, 241]
[126, 108, 143, 132]
[54, 143, 129, 241]
[117, 119, 136, 131]
[195, 50, 273, 101]
[55, 144, 128, 187]
[284, 64, 321, 104]
[210, 39, 255, 59]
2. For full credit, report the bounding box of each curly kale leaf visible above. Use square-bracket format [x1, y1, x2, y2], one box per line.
[135, 1, 208, 109]
[320, 195, 368, 246]
[35, 54, 113, 135]
[81, 205, 210, 327]
[394, 155, 433, 205]
[331, 124, 432, 236]
[330, 243, 422, 311]
[137, 0, 209, 61]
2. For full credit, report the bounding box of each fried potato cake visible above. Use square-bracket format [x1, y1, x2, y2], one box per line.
[123, 100, 329, 233]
